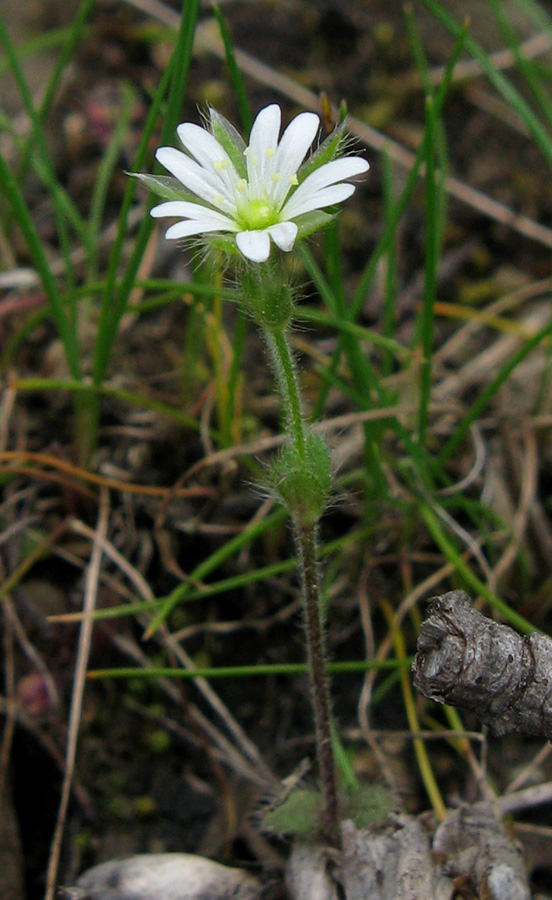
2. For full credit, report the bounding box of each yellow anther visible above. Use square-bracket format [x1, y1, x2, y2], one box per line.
[214, 159, 231, 171]
[271, 173, 281, 184]
[265, 148, 275, 158]
[289, 174, 299, 186]
[236, 179, 247, 193]
[213, 193, 224, 205]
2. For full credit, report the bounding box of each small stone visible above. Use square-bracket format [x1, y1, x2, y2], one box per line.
[71, 852, 261, 900]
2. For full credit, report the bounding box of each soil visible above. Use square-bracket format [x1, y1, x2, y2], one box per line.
[3, 1, 552, 898]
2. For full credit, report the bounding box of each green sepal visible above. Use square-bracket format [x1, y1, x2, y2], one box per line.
[297, 121, 349, 183]
[130, 172, 197, 203]
[205, 232, 243, 257]
[209, 108, 247, 179]
[295, 210, 335, 240]
[239, 263, 295, 329]
[271, 431, 331, 525]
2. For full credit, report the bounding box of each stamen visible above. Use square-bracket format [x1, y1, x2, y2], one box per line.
[289, 174, 299, 186]
[214, 159, 231, 171]
[265, 148, 275, 158]
[236, 179, 247, 193]
[271, 173, 281, 184]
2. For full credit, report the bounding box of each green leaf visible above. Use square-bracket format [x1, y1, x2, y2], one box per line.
[348, 783, 394, 828]
[261, 788, 323, 837]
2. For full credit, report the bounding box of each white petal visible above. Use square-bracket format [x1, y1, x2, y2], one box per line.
[156, 147, 235, 211]
[299, 157, 369, 195]
[283, 183, 356, 219]
[177, 123, 240, 197]
[164, 219, 233, 240]
[151, 200, 236, 229]
[267, 221, 298, 252]
[248, 104, 281, 157]
[271, 112, 319, 207]
[177, 122, 228, 166]
[236, 229, 271, 262]
[281, 156, 368, 219]
[246, 105, 281, 195]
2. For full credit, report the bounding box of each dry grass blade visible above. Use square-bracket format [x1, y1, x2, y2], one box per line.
[490, 430, 538, 588]
[67, 519, 277, 789]
[44, 488, 110, 900]
[109, 631, 274, 790]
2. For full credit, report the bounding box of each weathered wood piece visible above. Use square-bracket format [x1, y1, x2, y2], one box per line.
[285, 842, 340, 900]
[412, 590, 552, 738]
[287, 805, 531, 900]
[433, 801, 530, 900]
[339, 815, 452, 900]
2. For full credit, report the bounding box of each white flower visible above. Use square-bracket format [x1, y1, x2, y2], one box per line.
[145, 104, 369, 264]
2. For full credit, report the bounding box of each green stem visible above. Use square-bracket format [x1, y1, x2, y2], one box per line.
[262, 320, 339, 845]
[294, 518, 340, 845]
[264, 328, 307, 460]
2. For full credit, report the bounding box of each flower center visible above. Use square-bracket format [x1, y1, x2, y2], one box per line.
[240, 197, 277, 230]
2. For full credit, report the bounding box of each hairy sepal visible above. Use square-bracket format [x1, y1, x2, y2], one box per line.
[131, 173, 198, 203]
[209, 108, 247, 179]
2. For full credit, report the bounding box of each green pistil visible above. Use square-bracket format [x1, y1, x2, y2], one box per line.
[239, 197, 278, 230]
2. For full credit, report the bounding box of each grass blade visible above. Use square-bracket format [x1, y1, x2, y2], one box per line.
[419, 0, 552, 168]
[212, 3, 252, 132]
[93, 0, 201, 389]
[0, 151, 81, 378]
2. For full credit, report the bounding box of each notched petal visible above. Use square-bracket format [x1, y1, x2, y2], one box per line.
[164, 219, 228, 240]
[177, 122, 229, 167]
[248, 104, 282, 157]
[236, 229, 271, 263]
[282, 183, 356, 220]
[268, 221, 298, 252]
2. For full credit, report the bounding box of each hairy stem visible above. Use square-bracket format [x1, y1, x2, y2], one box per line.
[294, 518, 340, 845]
[264, 328, 307, 460]
[263, 323, 339, 844]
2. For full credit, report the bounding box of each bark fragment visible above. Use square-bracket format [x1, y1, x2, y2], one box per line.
[412, 590, 552, 738]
